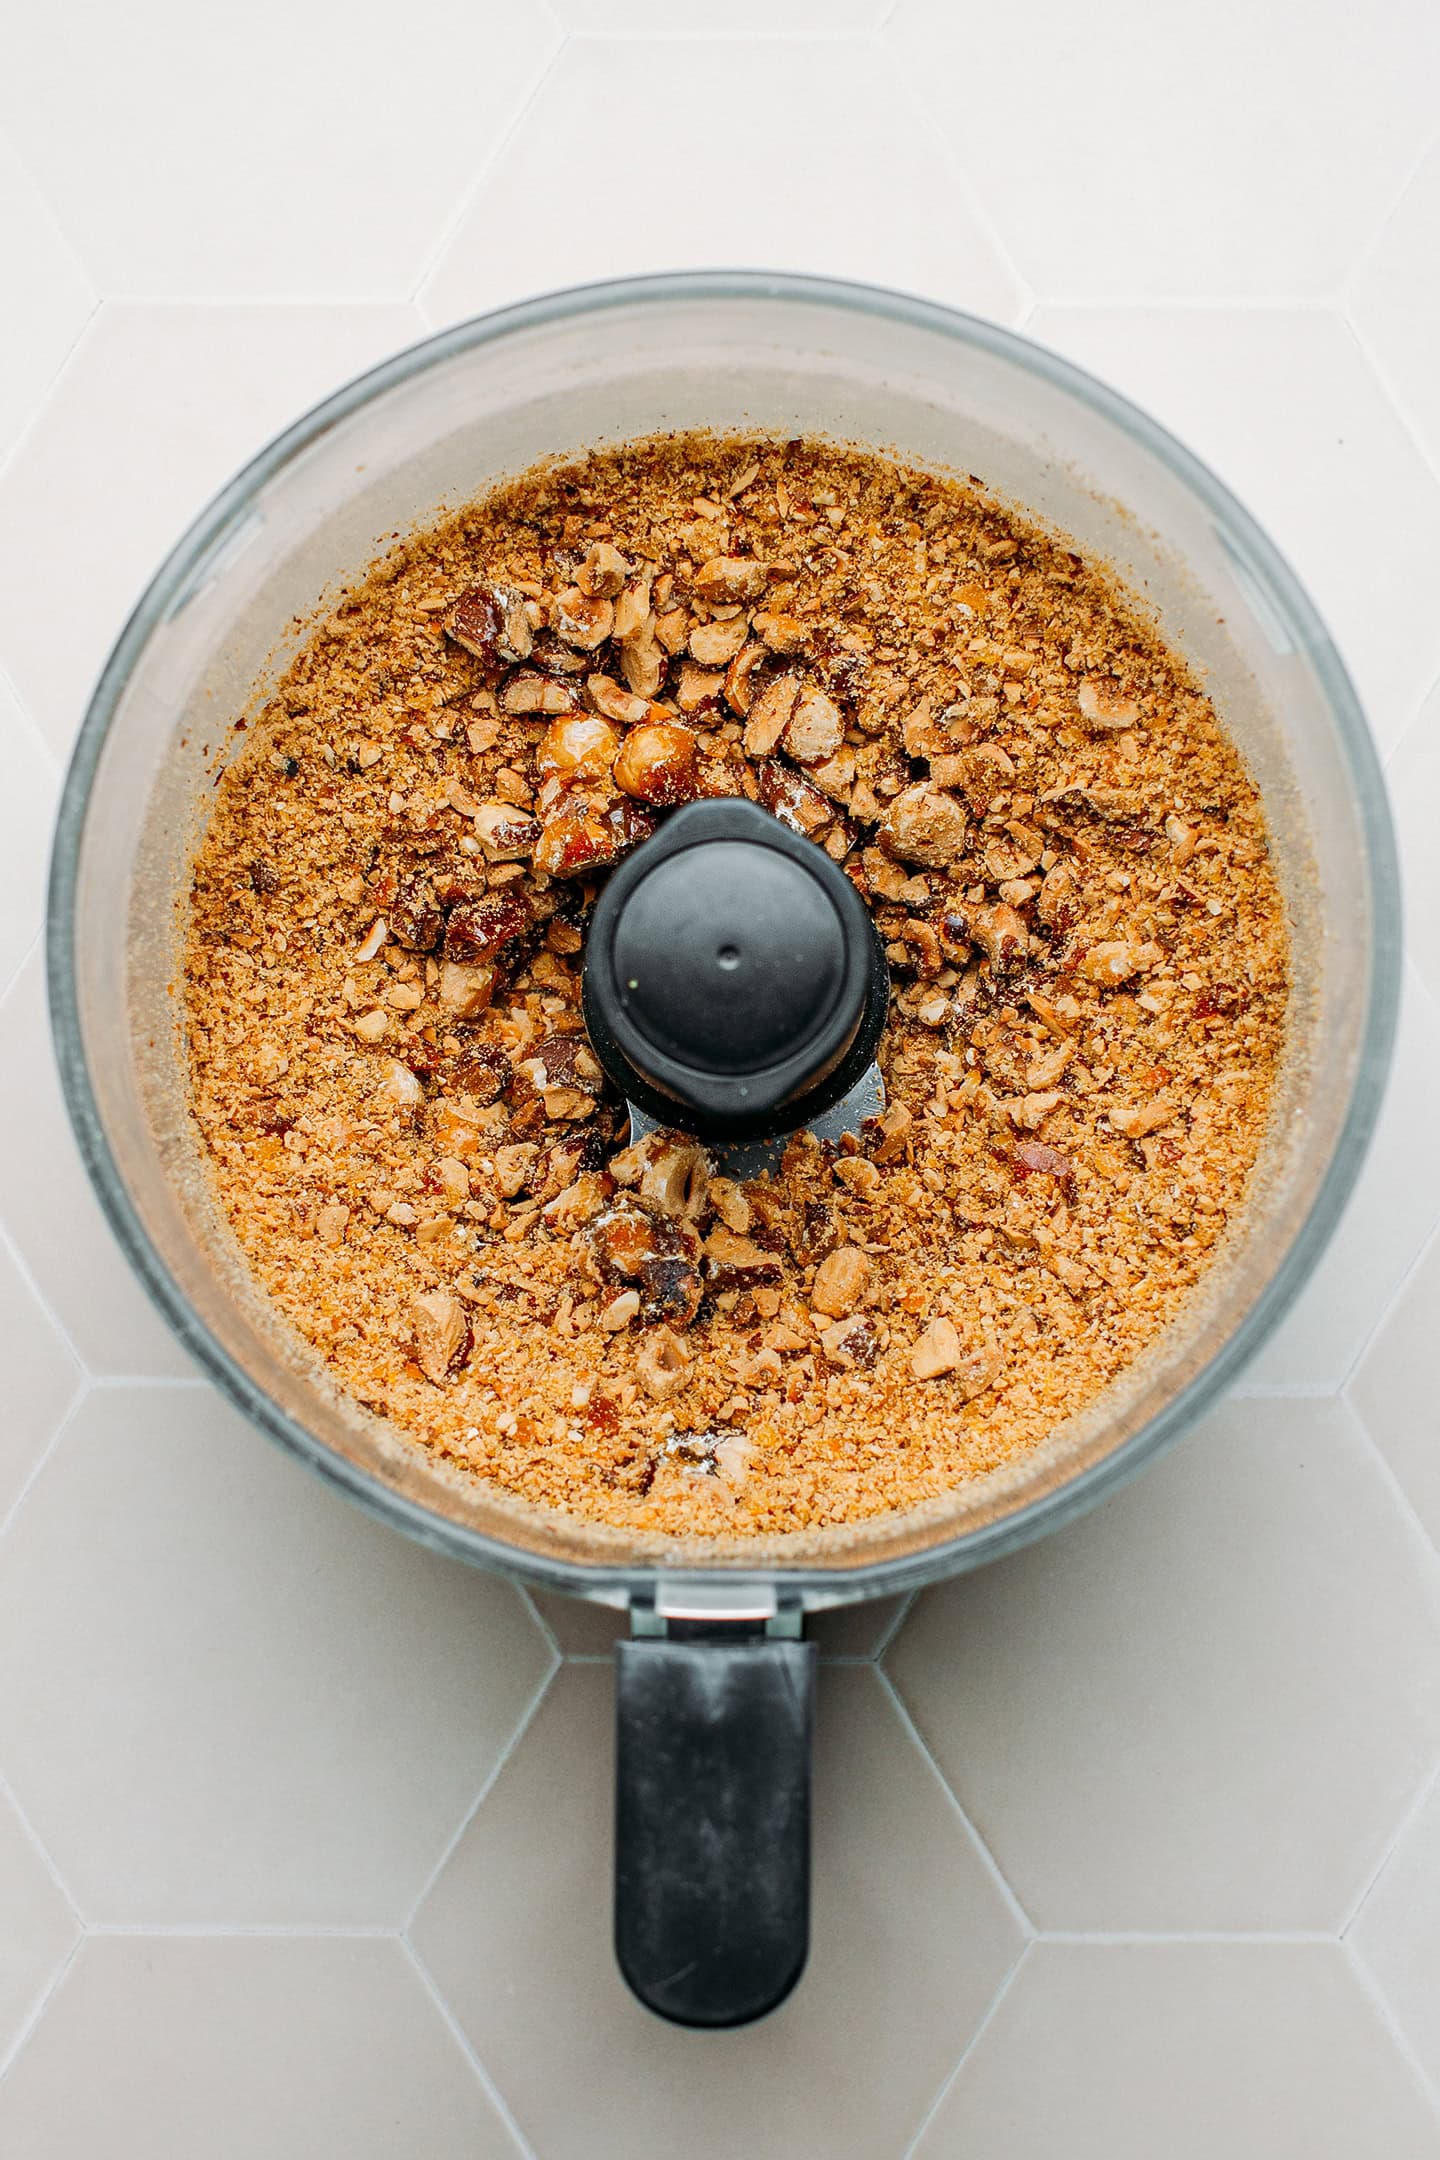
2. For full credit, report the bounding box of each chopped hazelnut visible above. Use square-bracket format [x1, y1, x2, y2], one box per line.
[689, 617, 749, 667]
[878, 783, 968, 869]
[614, 722, 700, 806]
[410, 1290, 472, 1385]
[438, 961, 497, 1017]
[910, 1316, 962, 1380]
[587, 674, 652, 725]
[743, 673, 799, 756]
[537, 714, 620, 783]
[598, 1288, 641, 1332]
[637, 1326, 690, 1399]
[1078, 678, 1141, 730]
[694, 556, 768, 605]
[555, 587, 615, 651]
[811, 1244, 870, 1318]
[782, 683, 845, 765]
[577, 541, 628, 599]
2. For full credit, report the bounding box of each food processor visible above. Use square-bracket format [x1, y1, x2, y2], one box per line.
[48, 272, 1399, 2028]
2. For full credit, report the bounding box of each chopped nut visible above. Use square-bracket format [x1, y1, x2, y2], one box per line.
[694, 556, 768, 605]
[782, 683, 845, 765]
[472, 803, 541, 860]
[502, 672, 578, 717]
[834, 1156, 881, 1197]
[1025, 1041, 1074, 1091]
[353, 1008, 389, 1043]
[752, 610, 806, 654]
[637, 1326, 690, 1399]
[879, 783, 968, 869]
[494, 1143, 540, 1198]
[708, 1177, 752, 1234]
[554, 586, 615, 651]
[614, 722, 700, 806]
[598, 1288, 641, 1332]
[410, 1289, 472, 1385]
[818, 1315, 878, 1369]
[743, 673, 798, 756]
[436, 1157, 471, 1204]
[754, 757, 834, 837]
[587, 674, 652, 725]
[1078, 678, 1141, 730]
[966, 903, 1029, 972]
[315, 1204, 349, 1244]
[375, 1058, 425, 1111]
[541, 1173, 609, 1227]
[1077, 940, 1163, 987]
[619, 627, 665, 700]
[675, 663, 726, 713]
[722, 641, 767, 717]
[1110, 1098, 1175, 1138]
[689, 617, 749, 667]
[537, 714, 620, 783]
[577, 541, 628, 599]
[871, 1100, 912, 1163]
[612, 574, 653, 643]
[355, 916, 388, 962]
[1004, 1089, 1065, 1131]
[610, 1129, 711, 1219]
[910, 1316, 962, 1380]
[437, 961, 497, 1017]
[811, 1244, 870, 1318]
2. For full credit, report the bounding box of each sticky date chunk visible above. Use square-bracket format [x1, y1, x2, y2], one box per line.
[1010, 1138, 1076, 1200]
[588, 1203, 703, 1328]
[443, 889, 532, 965]
[445, 584, 532, 674]
[534, 797, 656, 879]
[389, 874, 444, 953]
[754, 757, 833, 838]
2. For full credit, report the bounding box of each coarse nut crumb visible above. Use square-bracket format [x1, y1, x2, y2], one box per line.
[183, 430, 1288, 1539]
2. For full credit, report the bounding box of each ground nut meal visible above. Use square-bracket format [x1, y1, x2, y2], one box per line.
[184, 433, 1288, 1536]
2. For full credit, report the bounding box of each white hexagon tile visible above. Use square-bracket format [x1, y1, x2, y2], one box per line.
[3, 9, 1440, 2155]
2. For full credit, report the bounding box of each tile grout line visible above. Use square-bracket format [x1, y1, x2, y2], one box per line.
[0, 1196, 89, 1380]
[876, 41, 1033, 323]
[869, 1588, 917, 1661]
[400, 1937, 540, 2160]
[1341, 1396, 1440, 1601]
[0, 1932, 81, 2087]
[1335, 305, 1440, 508]
[1342, 1935, 1440, 2126]
[1337, 1751, 1440, 1941]
[1038, 1928, 1341, 1945]
[399, 1649, 559, 1935]
[0, 1382, 87, 1550]
[1338, 115, 1440, 304]
[407, 28, 572, 311]
[515, 1585, 563, 1661]
[82, 1921, 398, 1938]
[1340, 1208, 1440, 1408]
[901, 1939, 1033, 2158]
[1022, 293, 1343, 314]
[0, 294, 102, 498]
[874, 1665, 1034, 1939]
[0, 1766, 86, 1936]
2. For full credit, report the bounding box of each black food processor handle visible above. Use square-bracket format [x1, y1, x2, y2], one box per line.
[615, 1636, 817, 2027]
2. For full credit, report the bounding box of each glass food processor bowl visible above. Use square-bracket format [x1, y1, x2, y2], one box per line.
[48, 273, 1400, 2027]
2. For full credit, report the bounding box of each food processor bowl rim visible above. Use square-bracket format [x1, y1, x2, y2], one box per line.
[46, 268, 1402, 1608]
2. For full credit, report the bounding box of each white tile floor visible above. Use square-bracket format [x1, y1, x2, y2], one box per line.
[1, 4, 1439, 2152]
